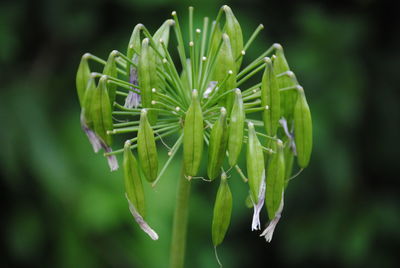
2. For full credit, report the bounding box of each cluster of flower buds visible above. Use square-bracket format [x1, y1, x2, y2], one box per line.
[76, 5, 312, 248]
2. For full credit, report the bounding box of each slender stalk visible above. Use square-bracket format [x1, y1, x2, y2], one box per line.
[169, 165, 191, 268]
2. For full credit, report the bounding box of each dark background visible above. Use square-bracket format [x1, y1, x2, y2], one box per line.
[1, 0, 399, 267]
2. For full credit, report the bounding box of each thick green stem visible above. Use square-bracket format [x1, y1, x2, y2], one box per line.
[169, 165, 191, 268]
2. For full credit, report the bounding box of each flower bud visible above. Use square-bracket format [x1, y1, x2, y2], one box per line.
[183, 90, 204, 177]
[227, 89, 245, 166]
[102, 51, 118, 105]
[265, 140, 285, 220]
[76, 54, 91, 107]
[222, 5, 243, 71]
[261, 57, 280, 137]
[137, 109, 159, 182]
[124, 141, 146, 217]
[207, 107, 228, 180]
[212, 173, 232, 246]
[294, 87, 312, 168]
[138, 38, 158, 125]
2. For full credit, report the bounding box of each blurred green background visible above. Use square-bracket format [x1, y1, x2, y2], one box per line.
[1, 0, 399, 267]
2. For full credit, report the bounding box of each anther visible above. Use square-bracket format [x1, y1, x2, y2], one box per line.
[189, 41, 194, 47]
[202, 56, 207, 61]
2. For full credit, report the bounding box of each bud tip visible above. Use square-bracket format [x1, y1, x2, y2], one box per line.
[111, 50, 118, 57]
[264, 57, 272, 64]
[273, 43, 283, 50]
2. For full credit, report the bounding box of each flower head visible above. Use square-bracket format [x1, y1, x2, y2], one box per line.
[76, 5, 312, 251]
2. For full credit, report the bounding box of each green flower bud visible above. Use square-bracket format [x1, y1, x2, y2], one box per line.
[137, 109, 159, 182]
[183, 90, 204, 177]
[212, 173, 232, 246]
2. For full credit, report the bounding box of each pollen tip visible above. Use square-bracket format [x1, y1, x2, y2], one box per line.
[277, 139, 283, 146]
[221, 172, 227, 180]
[220, 107, 227, 114]
[83, 53, 91, 59]
[189, 41, 194, 47]
[202, 56, 207, 61]
[196, 28, 201, 34]
[228, 70, 233, 75]
[273, 43, 283, 50]
[159, 38, 164, 43]
[151, 100, 156, 105]
[241, 50, 246, 55]
[260, 23, 264, 29]
[175, 106, 180, 111]
[287, 71, 295, 77]
[152, 88, 156, 92]
[264, 57, 272, 64]
[265, 105, 269, 110]
[162, 58, 168, 63]
[111, 50, 119, 57]
[171, 11, 177, 16]
[168, 151, 172, 156]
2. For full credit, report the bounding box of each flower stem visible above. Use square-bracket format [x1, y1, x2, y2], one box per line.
[169, 164, 191, 268]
